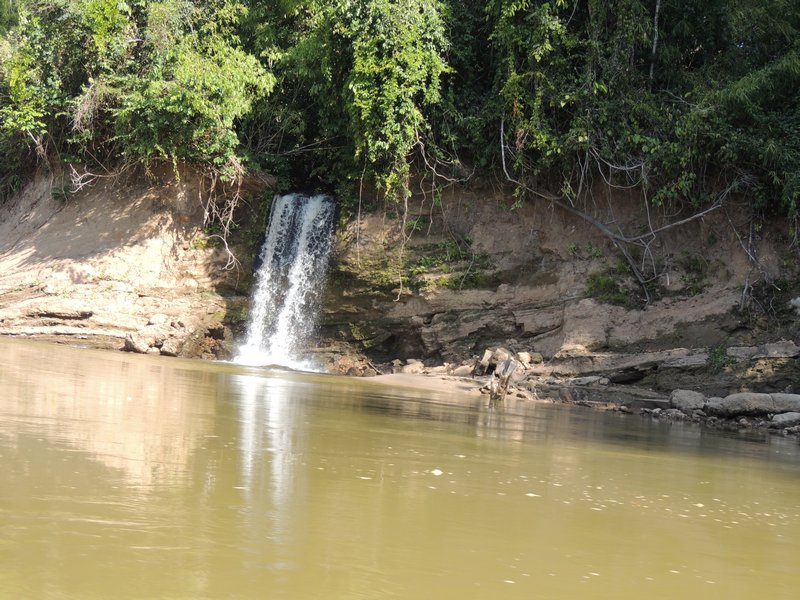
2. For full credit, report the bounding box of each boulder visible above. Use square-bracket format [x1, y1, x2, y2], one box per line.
[123, 332, 150, 354]
[670, 389, 706, 413]
[401, 361, 426, 374]
[704, 392, 774, 417]
[451, 365, 474, 377]
[726, 346, 757, 361]
[769, 412, 800, 428]
[515, 351, 532, 366]
[754, 340, 799, 359]
[147, 313, 170, 326]
[664, 408, 688, 421]
[771, 393, 800, 413]
[159, 336, 183, 357]
[492, 347, 513, 364]
[528, 352, 544, 364]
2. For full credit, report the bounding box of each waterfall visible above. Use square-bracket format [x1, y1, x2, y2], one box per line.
[235, 193, 336, 370]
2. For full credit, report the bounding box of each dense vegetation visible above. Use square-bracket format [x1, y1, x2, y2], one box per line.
[1, 0, 798, 223]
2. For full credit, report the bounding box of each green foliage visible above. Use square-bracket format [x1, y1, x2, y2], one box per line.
[567, 242, 603, 258]
[223, 303, 249, 324]
[239, 0, 449, 200]
[587, 272, 628, 305]
[707, 344, 733, 373]
[0, 0, 272, 188]
[0, 1, 18, 35]
[0, 0, 798, 224]
[677, 253, 710, 296]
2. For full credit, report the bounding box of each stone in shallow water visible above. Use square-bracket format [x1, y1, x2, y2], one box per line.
[160, 337, 183, 357]
[769, 412, 800, 428]
[123, 332, 150, 354]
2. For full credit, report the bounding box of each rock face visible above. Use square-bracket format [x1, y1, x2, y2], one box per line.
[1, 169, 798, 378]
[0, 169, 261, 359]
[322, 182, 800, 386]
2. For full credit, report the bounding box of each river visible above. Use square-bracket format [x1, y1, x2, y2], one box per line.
[1, 338, 799, 599]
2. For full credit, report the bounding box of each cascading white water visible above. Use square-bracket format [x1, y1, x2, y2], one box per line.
[235, 193, 336, 370]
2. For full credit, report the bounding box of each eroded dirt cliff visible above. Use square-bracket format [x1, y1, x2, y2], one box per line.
[0, 168, 259, 357]
[319, 183, 800, 391]
[1, 171, 798, 396]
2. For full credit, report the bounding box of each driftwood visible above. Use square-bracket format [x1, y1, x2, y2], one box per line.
[474, 349, 493, 377]
[489, 358, 518, 405]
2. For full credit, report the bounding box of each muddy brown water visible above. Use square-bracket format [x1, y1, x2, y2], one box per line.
[1, 339, 799, 599]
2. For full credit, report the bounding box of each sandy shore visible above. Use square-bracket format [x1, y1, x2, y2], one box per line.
[370, 373, 486, 396]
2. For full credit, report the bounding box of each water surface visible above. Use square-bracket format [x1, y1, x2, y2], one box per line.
[1, 339, 799, 599]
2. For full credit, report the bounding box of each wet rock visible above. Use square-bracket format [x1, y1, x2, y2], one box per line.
[664, 408, 687, 421]
[123, 332, 150, 354]
[769, 412, 800, 428]
[670, 389, 706, 413]
[705, 392, 774, 417]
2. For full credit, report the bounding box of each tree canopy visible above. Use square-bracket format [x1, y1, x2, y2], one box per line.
[1, 0, 798, 219]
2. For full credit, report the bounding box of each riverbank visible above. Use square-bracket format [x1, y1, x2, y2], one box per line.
[368, 341, 800, 436]
[1, 170, 798, 430]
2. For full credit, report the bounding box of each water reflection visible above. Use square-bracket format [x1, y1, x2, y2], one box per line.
[233, 373, 307, 547]
[0, 340, 216, 488]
